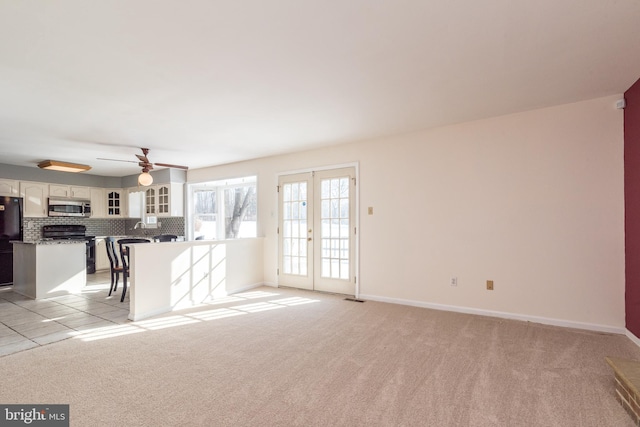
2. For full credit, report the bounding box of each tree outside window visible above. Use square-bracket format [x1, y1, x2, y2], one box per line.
[189, 176, 257, 240]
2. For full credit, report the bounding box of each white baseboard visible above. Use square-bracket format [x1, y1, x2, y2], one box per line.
[358, 293, 625, 335]
[129, 282, 267, 321]
[228, 282, 266, 294]
[626, 329, 640, 347]
[129, 306, 173, 321]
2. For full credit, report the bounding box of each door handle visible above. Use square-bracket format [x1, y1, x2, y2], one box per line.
[308, 237, 312, 241]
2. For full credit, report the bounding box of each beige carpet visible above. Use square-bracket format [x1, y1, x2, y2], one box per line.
[0, 285, 638, 426]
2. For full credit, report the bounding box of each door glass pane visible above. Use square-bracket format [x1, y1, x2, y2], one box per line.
[331, 179, 339, 198]
[321, 200, 330, 219]
[282, 181, 308, 277]
[321, 219, 330, 238]
[321, 180, 329, 198]
[283, 202, 290, 220]
[331, 259, 339, 278]
[320, 176, 350, 279]
[322, 259, 330, 277]
[283, 256, 291, 274]
[340, 260, 349, 280]
[322, 238, 330, 258]
[340, 178, 349, 197]
[340, 219, 349, 238]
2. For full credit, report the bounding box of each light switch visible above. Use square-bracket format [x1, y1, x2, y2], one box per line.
[368, 207, 373, 215]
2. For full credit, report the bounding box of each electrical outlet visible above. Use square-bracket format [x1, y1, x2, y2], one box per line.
[450, 277, 457, 286]
[486, 280, 494, 290]
[368, 207, 374, 215]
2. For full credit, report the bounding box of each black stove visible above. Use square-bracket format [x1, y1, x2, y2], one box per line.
[42, 225, 96, 274]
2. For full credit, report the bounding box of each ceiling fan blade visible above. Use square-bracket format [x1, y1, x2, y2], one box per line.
[99, 149, 188, 172]
[97, 157, 138, 164]
[154, 162, 189, 170]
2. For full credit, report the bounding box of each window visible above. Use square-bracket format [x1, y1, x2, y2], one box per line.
[188, 176, 257, 240]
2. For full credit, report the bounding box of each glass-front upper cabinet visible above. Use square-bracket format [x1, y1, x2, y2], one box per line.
[106, 189, 124, 217]
[157, 185, 170, 215]
[145, 187, 156, 214]
[144, 184, 181, 216]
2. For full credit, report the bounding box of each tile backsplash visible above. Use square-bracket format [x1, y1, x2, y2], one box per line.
[23, 217, 184, 240]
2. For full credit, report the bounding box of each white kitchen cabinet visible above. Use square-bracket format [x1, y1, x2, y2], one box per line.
[145, 184, 183, 217]
[90, 188, 124, 218]
[168, 183, 184, 217]
[12, 179, 182, 219]
[0, 179, 19, 196]
[127, 188, 144, 218]
[95, 238, 110, 271]
[144, 187, 156, 215]
[71, 186, 91, 199]
[19, 182, 49, 217]
[105, 189, 125, 217]
[49, 185, 90, 199]
[49, 184, 70, 198]
[90, 188, 105, 218]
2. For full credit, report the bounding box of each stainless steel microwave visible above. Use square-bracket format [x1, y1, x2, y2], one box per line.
[48, 198, 91, 217]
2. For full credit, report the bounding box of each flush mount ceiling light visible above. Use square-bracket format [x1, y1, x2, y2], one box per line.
[37, 160, 91, 173]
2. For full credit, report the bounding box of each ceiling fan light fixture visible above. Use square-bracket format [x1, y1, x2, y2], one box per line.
[138, 171, 153, 186]
[38, 160, 91, 173]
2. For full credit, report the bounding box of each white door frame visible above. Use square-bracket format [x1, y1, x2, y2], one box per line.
[276, 162, 359, 297]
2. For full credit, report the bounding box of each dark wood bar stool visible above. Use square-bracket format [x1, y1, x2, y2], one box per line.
[116, 238, 151, 302]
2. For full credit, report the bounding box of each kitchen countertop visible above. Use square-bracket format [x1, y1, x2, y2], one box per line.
[12, 240, 86, 245]
[95, 236, 185, 241]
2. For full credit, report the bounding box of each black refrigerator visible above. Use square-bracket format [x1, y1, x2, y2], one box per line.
[0, 196, 23, 286]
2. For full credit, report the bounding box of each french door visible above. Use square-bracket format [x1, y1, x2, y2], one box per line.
[278, 167, 356, 295]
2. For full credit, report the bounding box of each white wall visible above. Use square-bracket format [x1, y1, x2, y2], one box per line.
[128, 239, 264, 320]
[188, 95, 625, 330]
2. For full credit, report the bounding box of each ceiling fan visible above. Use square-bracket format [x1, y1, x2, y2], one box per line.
[98, 148, 188, 186]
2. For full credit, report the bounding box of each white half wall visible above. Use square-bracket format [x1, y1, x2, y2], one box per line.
[128, 239, 264, 320]
[188, 95, 625, 330]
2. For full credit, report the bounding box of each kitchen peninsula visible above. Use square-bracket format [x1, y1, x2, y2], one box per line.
[127, 238, 264, 320]
[12, 240, 86, 299]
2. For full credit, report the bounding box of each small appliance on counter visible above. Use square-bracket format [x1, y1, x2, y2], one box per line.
[0, 196, 23, 285]
[42, 224, 96, 274]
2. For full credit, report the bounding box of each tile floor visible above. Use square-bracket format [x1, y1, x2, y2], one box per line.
[0, 271, 130, 357]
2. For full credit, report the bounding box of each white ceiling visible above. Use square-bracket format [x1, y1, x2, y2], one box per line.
[1, 0, 640, 177]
